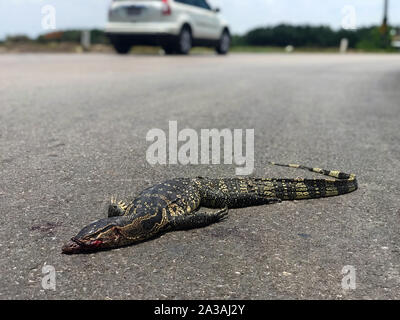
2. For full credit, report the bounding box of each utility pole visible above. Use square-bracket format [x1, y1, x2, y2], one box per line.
[380, 0, 391, 48]
[383, 0, 389, 26]
[382, 0, 389, 31]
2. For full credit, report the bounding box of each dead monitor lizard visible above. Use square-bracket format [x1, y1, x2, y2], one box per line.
[62, 163, 357, 254]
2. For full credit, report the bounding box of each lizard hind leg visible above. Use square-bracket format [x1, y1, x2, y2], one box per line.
[108, 195, 129, 217]
[172, 206, 229, 231]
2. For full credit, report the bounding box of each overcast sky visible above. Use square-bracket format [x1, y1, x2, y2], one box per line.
[0, 0, 398, 40]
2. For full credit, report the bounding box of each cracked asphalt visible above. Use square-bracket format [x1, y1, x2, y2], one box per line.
[1, 53, 399, 299]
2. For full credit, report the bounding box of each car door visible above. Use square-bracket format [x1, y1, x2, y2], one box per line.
[173, 0, 206, 39]
[192, 0, 220, 39]
[174, 0, 219, 40]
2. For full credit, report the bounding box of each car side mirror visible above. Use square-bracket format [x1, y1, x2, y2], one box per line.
[213, 7, 220, 13]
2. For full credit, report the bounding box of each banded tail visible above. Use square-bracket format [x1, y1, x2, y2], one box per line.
[266, 162, 358, 200]
[270, 162, 357, 181]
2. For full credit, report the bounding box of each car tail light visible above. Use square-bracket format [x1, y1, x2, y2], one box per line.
[161, 0, 171, 15]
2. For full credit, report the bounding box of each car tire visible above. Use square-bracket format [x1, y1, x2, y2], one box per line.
[176, 26, 192, 55]
[111, 38, 132, 54]
[162, 45, 176, 55]
[216, 30, 230, 55]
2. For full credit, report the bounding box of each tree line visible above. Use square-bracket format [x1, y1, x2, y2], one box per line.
[232, 24, 393, 50]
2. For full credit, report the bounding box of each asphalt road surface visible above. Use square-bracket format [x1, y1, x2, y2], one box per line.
[1, 53, 400, 300]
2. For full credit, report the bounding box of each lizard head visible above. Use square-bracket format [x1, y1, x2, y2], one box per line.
[62, 217, 126, 254]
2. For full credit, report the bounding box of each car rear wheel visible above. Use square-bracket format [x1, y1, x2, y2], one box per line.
[111, 38, 132, 54]
[176, 27, 192, 55]
[216, 30, 230, 55]
[162, 45, 176, 55]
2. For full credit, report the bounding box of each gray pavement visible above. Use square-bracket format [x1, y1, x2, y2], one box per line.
[1, 53, 400, 299]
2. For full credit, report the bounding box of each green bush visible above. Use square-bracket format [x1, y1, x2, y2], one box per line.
[356, 27, 391, 50]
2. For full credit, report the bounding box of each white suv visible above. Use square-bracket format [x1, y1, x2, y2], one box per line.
[105, 0, 231, 55]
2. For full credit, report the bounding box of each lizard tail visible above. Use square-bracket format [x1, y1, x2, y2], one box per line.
[270, 162, 357, 182]
[266, 162, 358, 199]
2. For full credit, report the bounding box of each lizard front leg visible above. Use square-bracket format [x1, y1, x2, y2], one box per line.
[171, 206, 229, 230]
